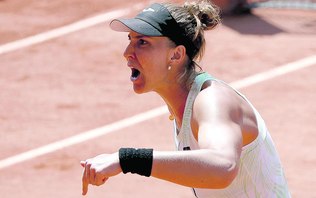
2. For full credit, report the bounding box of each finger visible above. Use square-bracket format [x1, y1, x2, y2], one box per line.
[95, 174, 108, 186]
[89, 167, 96, 185]
[99, 177, 108, 186]
[102, 177, 108, 183]
[82, 165, 89, 195]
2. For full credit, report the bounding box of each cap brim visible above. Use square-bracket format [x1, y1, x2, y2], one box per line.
[110, 18, 162, 36]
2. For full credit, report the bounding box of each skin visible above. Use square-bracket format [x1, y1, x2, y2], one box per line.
[81, 31, 258, 195]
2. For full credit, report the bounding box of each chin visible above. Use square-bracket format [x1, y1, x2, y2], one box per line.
[133, 85, 146, 94]
[133, 90, 144, 94]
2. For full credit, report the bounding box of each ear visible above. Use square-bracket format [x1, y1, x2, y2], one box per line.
[169, 45, 186, 64]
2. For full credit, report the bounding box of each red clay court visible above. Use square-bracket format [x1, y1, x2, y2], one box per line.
[0, 0, 316, 197]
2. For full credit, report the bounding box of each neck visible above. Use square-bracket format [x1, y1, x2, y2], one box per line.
[155, 84, 189, 125]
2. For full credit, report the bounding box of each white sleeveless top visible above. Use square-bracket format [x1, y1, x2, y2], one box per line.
[174, 73, 291, 198]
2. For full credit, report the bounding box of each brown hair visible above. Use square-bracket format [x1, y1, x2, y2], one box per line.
[163, 0, 221, 89]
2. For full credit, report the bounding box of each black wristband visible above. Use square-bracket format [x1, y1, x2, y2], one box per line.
[119, 148, 153, 177]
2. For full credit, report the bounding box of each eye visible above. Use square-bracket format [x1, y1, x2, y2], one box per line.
[138, 39, 148, 46]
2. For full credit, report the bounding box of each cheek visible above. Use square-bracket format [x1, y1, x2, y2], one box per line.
[135, 47, 170, 72]
[137, 53, 159, 68]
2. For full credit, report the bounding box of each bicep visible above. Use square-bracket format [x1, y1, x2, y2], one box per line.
[198, 122, 242, 161]
[193, 86, 243, 161]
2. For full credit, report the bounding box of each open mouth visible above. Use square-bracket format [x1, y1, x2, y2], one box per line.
[131, 68, 140, 81]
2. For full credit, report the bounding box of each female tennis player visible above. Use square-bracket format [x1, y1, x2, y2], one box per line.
[81, 1, 291, 197]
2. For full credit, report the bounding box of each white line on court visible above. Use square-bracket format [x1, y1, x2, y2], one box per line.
[0, 3, 144, 55]
[230, 55, 316, 88]
[0, 106, 168, 169]
[0, 55, 315, 170]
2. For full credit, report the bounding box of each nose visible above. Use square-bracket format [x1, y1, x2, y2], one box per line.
[123, 43, 135, 60]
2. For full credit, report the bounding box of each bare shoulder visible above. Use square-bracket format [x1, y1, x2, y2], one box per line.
[192, 80, 258, 146]
[193, 80, 243, 119]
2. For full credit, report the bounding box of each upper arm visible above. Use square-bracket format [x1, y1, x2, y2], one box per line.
[192, 83, 243, 162]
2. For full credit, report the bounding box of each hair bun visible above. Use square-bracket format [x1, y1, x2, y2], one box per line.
[184, 0, 221, 30]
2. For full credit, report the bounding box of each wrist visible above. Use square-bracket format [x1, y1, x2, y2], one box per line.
[118, 148, 153, 177]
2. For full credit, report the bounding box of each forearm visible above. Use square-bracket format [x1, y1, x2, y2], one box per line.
[151, 149, 238, 189]
[81, 148, 239, 195]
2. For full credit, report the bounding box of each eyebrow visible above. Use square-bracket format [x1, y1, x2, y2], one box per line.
[128, 34, 150, 40]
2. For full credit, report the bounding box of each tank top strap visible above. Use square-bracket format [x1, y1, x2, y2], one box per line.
[180, 72, 215, 149]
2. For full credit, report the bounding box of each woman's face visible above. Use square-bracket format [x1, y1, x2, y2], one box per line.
[123, 31, 176, 94]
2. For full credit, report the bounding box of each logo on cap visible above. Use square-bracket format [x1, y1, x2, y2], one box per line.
[142, 8, 155, 12]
